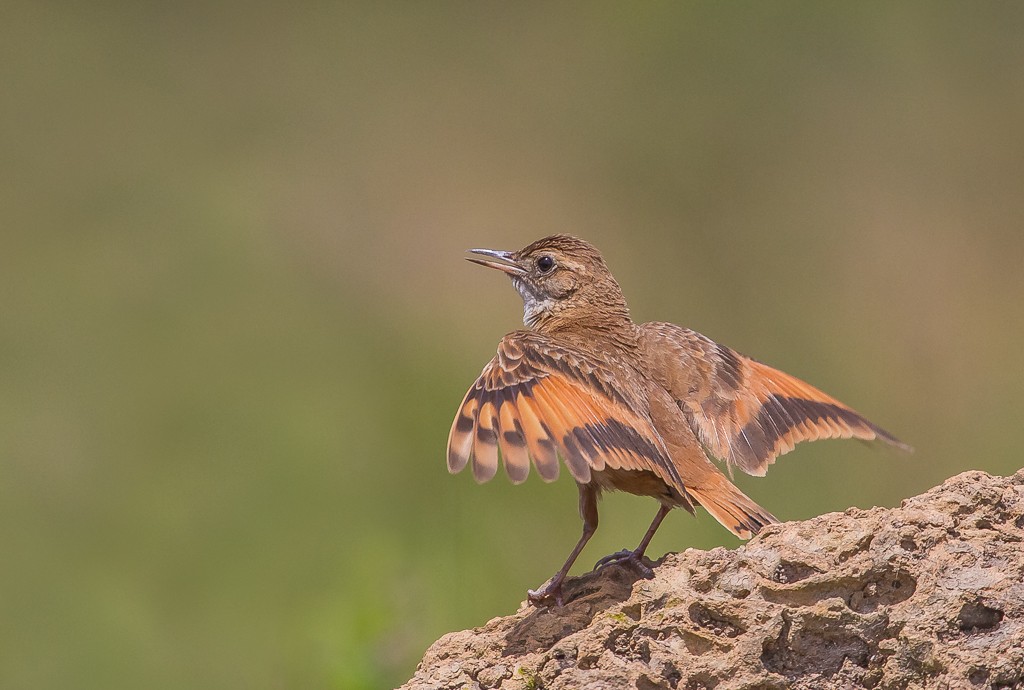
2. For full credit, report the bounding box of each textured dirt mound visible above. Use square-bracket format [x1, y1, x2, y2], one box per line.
[400, 470, 1024, 690]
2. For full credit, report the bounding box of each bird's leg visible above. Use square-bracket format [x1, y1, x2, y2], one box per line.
[528, 484, 599, 607]
[594, 503, 671, 576]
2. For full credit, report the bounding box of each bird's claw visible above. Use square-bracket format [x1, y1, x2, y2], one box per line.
[527, 582, 564, 608]
[594, 549, 654, 577]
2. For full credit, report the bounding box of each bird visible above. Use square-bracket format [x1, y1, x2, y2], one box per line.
[447, 234, 910, 606]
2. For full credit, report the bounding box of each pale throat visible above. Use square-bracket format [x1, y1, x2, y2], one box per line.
[521, 296, 557, 329]
[513, 276, 569, 329]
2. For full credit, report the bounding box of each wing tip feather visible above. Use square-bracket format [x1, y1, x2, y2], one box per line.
[447, 448, 469, 474]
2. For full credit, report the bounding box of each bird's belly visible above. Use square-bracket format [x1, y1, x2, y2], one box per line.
[591, 467, 687, 506]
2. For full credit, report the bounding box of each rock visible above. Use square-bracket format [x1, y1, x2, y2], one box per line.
[400, 470, 1024, 690]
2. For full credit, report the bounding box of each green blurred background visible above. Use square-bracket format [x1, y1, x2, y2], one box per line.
[3, 3, 1022, 688]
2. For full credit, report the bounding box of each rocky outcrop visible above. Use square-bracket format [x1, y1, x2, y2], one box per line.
[401, 470, 1024, 689]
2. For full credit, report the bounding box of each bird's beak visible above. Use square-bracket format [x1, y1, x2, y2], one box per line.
[466, 248, 528, 276]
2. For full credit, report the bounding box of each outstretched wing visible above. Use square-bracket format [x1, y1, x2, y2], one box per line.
[448, 331, 684, 490]
[640, 322, 911, 477]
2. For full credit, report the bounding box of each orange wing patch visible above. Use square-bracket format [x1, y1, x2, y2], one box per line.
[448, 332, 683, 490]
[715, 358, 911, 476]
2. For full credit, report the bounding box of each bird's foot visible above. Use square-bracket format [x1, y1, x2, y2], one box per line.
[527, 578, 565, 608]
[594, 549, 654, 577]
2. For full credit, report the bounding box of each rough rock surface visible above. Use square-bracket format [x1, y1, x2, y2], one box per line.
[401, 470, 1024, 690]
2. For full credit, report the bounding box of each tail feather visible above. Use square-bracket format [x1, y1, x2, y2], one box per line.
[687, 472, 778, 539]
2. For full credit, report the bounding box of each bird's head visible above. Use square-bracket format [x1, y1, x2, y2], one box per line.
[467, 234, 630, 331]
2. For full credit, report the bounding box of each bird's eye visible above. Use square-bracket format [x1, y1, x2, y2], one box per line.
[536, 255, 555, 274]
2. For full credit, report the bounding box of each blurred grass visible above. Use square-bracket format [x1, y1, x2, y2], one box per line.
[2, 3, 1023, 688]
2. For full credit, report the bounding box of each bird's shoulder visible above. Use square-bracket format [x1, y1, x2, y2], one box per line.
[637, 321, 733, 397]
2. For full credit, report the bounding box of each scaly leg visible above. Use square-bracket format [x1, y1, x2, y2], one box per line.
[594, 503, 671, 575]
[527, 484, 599, 607]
